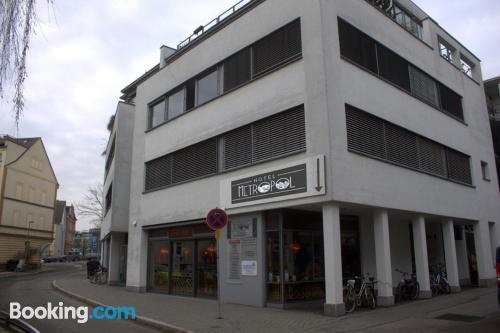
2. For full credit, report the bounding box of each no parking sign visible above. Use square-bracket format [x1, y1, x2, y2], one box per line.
[206, 208, 228, 231]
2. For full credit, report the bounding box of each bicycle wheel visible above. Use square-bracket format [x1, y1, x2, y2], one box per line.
[345, 290, 356, 313]
[366, 287, 376, 309]
[410, 282, 419, 300]
[442, 281, 451, 294]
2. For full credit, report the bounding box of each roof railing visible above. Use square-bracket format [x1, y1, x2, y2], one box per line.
[177, 0, 253, 50]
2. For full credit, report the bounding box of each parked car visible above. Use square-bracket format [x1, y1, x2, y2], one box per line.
[42, 256, 60, 263]
[496, 246, 499, 307]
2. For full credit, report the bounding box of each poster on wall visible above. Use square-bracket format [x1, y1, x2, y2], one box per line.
[228, 239, 241, 280]
[241, 260, 257, 276]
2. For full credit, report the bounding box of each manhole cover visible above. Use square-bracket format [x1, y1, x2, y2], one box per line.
[434, 313, 484, 322]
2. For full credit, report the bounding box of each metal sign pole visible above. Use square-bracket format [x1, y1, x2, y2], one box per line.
[216, 233, 222, 319]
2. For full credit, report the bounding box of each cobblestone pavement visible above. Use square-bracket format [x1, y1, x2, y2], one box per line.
[55, 267, 500, 333]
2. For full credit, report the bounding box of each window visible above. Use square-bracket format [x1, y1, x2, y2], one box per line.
[460, 56, 474, 78]
[105, 135, 115, 176]
[145, 106, 306, 192]
[13, 210, 20, 224]
[147, 19, 302, 129]
[253, 19, 302, 76]
[171, 138, 218, 184]
[391, 4, 423, 39]
[105, 184, 112, 214]
[15, 183, 23, 199]
[29, 187, 35, 202]
[41, 191, 47, 205]
[167, 88, 185, 120]
[439, 39, 455, 63]
[345, 104, 472, 185]
[223, 48, 251, 92]
[376, 44, 411, 92]
[0, 152, 3, 164]
[481, 161, 490, 181]
[196, 69, 219, 105]
[338, 18, 378, 74]
[409, 66, 439, 106]
[438, 83, 464, 120]
[338, 18, 465, 122]
[149, 99, 166, 129]
[186, 80, 196, 111]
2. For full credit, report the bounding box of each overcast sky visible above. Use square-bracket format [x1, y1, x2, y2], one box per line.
[0, 0, 498, 231]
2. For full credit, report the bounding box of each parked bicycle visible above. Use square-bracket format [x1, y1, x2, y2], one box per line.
[395, 269, 419, 302]
[344, 273, 377, 313]
[430, 264, 451, 296]
[90, 265, 108, 285]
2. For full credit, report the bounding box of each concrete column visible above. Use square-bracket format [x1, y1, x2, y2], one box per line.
[412, 215, 431, 298]
[108, 233, 122, 285]
[322, 202, 345, 316]
[373, 209, 394, 306]
[442, 219, 460, 292]
[126, 228, 148, 292]
[473, 222, 496, 287]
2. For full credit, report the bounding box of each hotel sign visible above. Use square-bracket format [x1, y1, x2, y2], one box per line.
[231, 164, 307, 204]
[221, 155, 326, 208]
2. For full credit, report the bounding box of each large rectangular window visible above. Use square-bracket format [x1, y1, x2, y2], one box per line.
[338, 18, 378, 74]
[145, 106, 306, 192]
[253, 19, 302, 76]
[338, 18, 464, 122]
[409, 66, 439, 106]
[223, 48, 251, 92]
[345, 104, 472, 185]
[105, 184, 112, 214]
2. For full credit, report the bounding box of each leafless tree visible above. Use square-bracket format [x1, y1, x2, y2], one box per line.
[0, 0, 52, 129]
[76, 183, 104, 228]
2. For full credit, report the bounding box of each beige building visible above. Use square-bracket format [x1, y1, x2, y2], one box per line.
[0, 136, 58, 269]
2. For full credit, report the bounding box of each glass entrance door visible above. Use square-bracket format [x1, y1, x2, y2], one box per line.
[171, 240, 195, 296]
[150, 241, 170, 291]
[197, 239, 218, 297]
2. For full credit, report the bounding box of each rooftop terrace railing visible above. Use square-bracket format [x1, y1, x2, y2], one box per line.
[177, 0, 254, 50]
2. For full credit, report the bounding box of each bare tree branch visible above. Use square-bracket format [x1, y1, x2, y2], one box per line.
[0, 0, 52, 129]
[76, 183, 104, 228]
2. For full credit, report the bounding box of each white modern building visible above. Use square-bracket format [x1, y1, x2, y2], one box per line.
[104, 0, 500, 316]
[101, 102, 134, 285]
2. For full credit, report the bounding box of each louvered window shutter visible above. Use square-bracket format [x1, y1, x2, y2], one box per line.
[253, 19, 302, 76]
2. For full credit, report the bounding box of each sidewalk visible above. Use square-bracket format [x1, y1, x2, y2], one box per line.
[53, 270, 500, 333]
[0, 265, 53, 279]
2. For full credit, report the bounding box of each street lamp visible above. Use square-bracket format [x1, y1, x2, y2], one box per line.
[25, 220, 34, 268]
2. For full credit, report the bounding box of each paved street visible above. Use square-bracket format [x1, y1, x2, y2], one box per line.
[1, 262, 499, 332]
[0, 263, 159, 333]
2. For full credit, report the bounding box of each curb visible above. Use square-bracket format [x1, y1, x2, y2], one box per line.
[0, 268, 52, 279]
[51, 280, 194, 333]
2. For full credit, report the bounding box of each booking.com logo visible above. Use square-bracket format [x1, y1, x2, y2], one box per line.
[10, 302, 136, 324]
